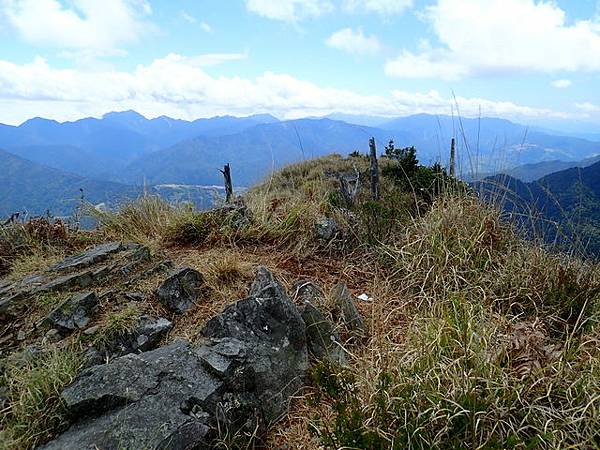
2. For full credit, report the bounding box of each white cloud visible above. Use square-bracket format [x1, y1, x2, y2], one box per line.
[551, 79, 572, 88]
[2, 0, 153, 52]
[343, 0, 413, 15]
[181, 10, 196, 24]
[326, 28, 382, 55]
[200, 21, 213, 33]
[386, 0, 600, 80]
[0, 54, 575, 125]
[575, 102, 600, 113]
[244, 0, 333, 21]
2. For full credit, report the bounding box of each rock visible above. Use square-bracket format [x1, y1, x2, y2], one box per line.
[95, 316, 173, 360]
[16, 329, 26, 341]
[38, 270, 94, 293]
[43, 328, 62, 344]
[41, 341, 218, 450]
[83, 325, 100, 336]
[293, 280, 326, 308]
[119, 245, 152, 275]
[315, 217, 338, 241]
[50, 242, 123, 272]
[301, 302, 346, 364]
[43, 268, 308, 449]
[156, 267, 204, 314]
[331, 283, 366, 334]
[45, 292, 99, 333]
[203, 266, 308, 422]
[124, 291, 145, 302]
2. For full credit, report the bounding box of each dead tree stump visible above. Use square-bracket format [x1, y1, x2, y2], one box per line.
[220, 164, 233, 203]
[369, 137, 380, 200]
[450, 138, 456, 177]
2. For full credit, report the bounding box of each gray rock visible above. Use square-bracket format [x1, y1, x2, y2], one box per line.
[38, 270, 94, 292]
[315, 217, 338, 241]
[42, 341, 218, 450]
[156, 267, 204, 314]
[203, 266, 308, 422]
[293, 280, 326, 307]
[331, 283, 366, 334]
[50, 242, 123, 272]
[95, 316, 173, 360]
[43, 328, 62, 344]
[301, 302, 346, 364]
[45, 292, 99, 332]
[43, 268, 309, 449]
[83, 325, 100, 336]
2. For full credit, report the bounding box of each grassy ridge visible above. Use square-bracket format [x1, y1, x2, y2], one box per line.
[2, 154, 600, 449]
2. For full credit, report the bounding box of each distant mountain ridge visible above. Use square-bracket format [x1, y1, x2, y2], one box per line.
[1, 110, 600, 218]
[476, 160, 600, 257]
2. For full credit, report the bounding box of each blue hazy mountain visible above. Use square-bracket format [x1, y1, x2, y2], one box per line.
[0, 148, 141, 216]
[0, 111, 280, 180]
[122, 118, 395, 186]
[476, 160, 600, 257]
[380, 114, 600, 171]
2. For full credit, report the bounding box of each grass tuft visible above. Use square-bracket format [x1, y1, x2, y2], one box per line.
[0, 346, 85, 450]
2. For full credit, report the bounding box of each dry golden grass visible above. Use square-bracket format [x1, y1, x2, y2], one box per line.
[5, 155, 600, 449]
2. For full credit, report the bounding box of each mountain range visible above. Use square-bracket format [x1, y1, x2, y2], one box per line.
[476, 160, 600, 258]
[1, 110, 599, 218]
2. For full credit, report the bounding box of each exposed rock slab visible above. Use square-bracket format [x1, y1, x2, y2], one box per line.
[42, 268, 309, 450]
[41, 341, 218, 450]
[87, 316, 173, 365]
[49, 242, 123, 272]
[156, 267, 204, 314]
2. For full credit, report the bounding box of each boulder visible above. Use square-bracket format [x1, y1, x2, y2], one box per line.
[156, 267, 204, 314]
[202, 267, 309, 422]
[331, 283, 366, 334]
[41, 341, 218, 450]
[293, 280, 326, 307]
[42, 268, 309, 449]
[45, 292, 99, 333]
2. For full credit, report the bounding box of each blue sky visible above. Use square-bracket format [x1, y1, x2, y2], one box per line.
[0, 0, 600, 131]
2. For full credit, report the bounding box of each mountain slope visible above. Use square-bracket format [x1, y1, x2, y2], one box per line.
[476, 160, 600, 257]
[123, 118, 394, 186]
[0, 112, 280, 180]
[0, 149, 141, 217]
[381, 114, 600, 170]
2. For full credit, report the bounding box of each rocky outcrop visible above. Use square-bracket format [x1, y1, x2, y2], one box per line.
[41, 268, 308, 450]
[0, 242, 152, 324]
[315, 217, 338, 241]
[156, 267, 204, 314]
[49, 242, 123, 272]
[44, 292, 99, 333]
[86, 316, 173, 365]
[301, 302, 346, 364]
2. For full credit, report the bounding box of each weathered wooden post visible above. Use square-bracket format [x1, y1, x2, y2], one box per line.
[369, 137, 380, 200]
[220, 163, 233, 203]
[449, 138, 456, 177]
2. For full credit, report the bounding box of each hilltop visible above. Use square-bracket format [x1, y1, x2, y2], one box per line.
[1, 153, 600, 449]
